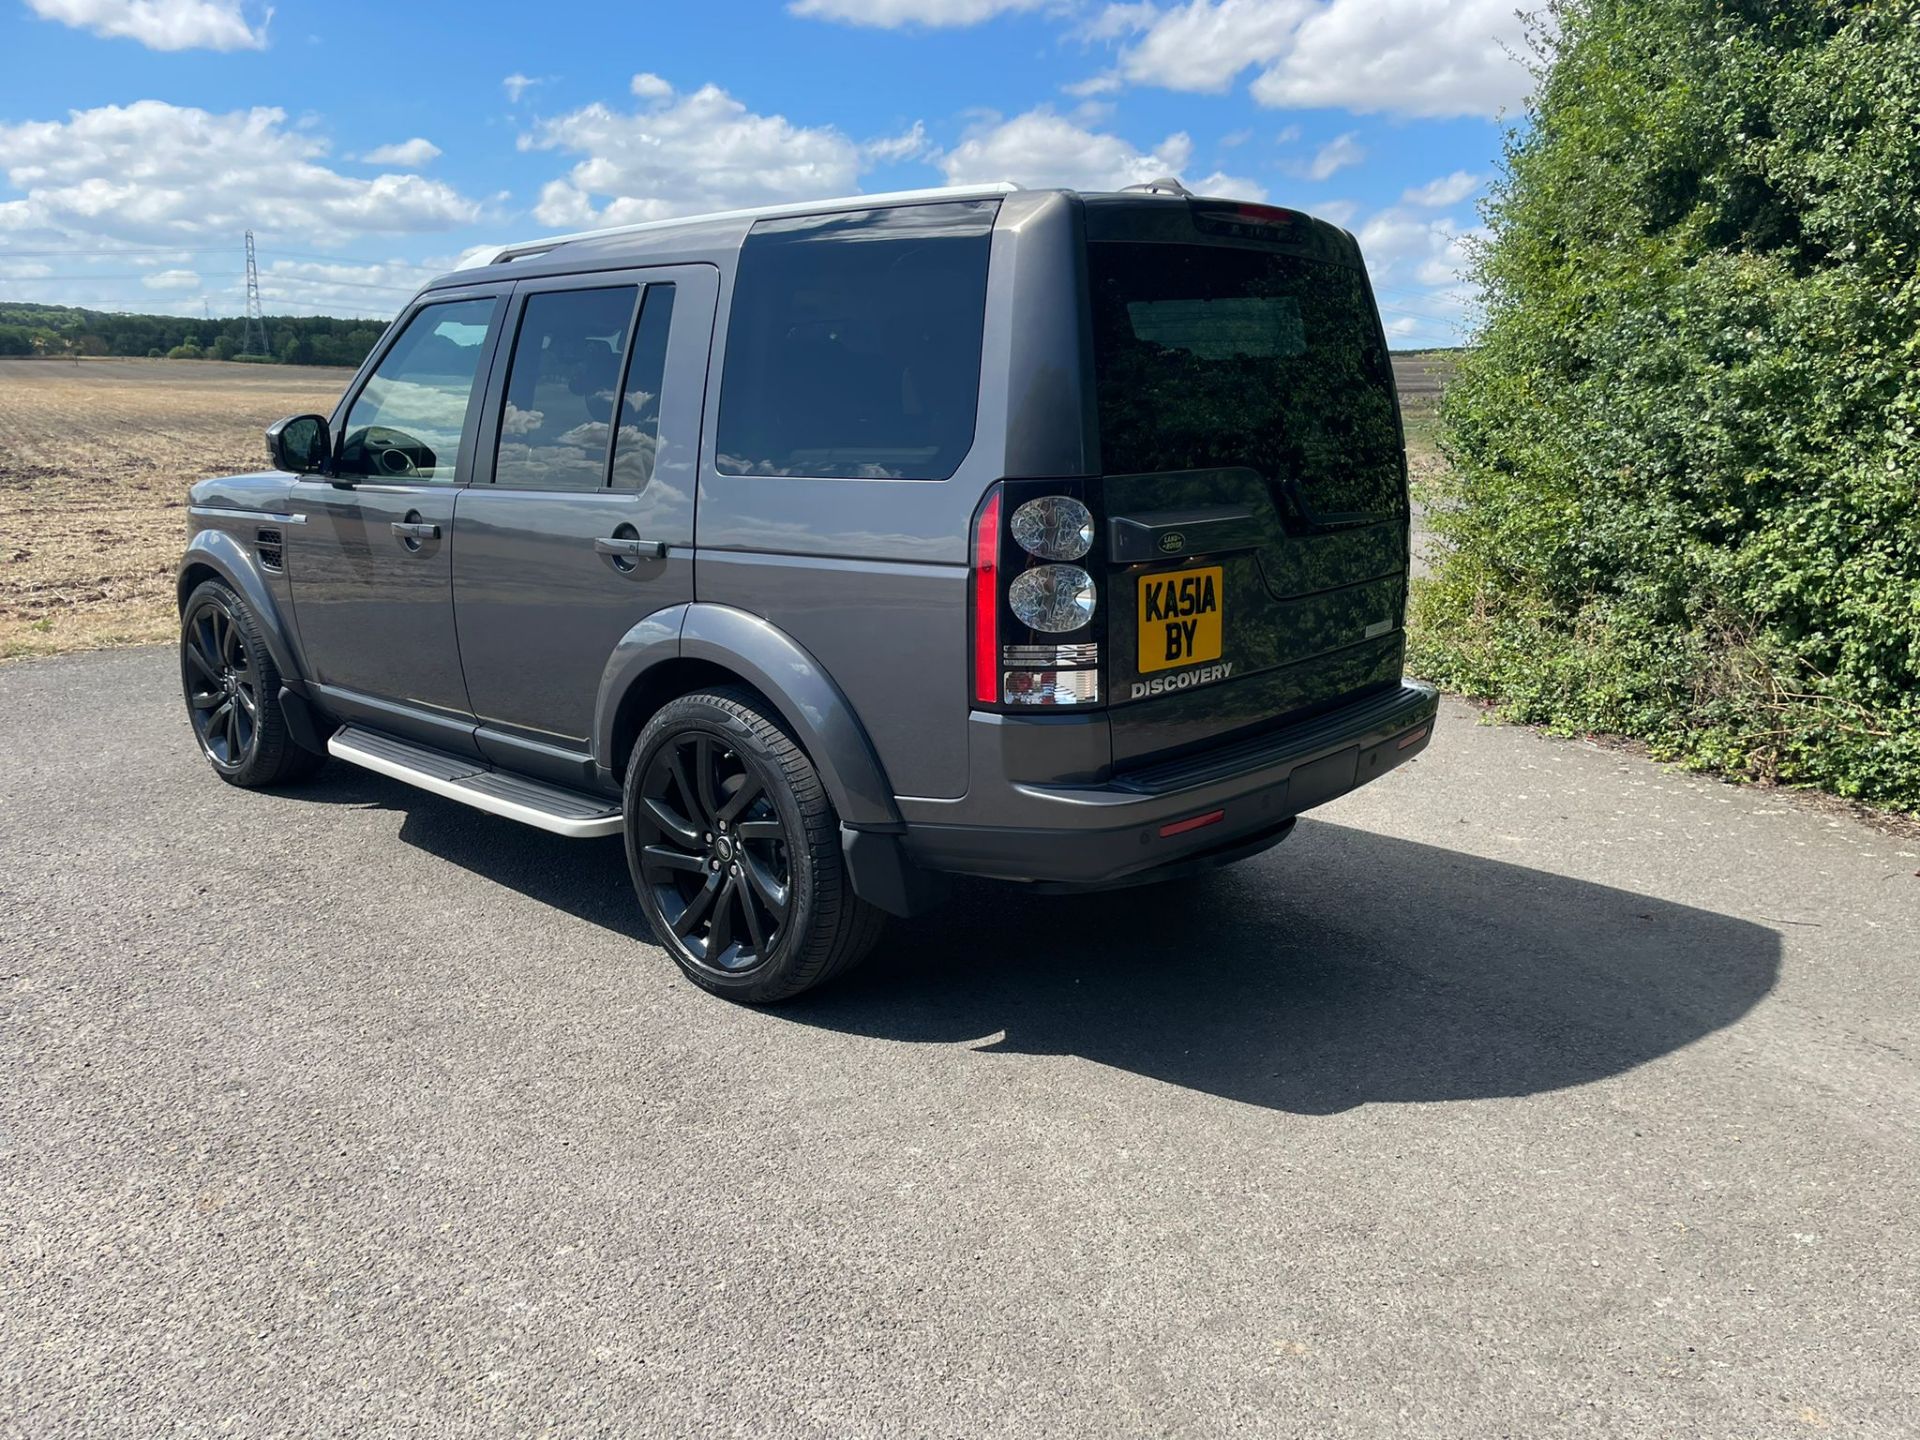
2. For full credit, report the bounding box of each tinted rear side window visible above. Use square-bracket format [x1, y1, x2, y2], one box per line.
[1089, 242, 1403, 516]
[495, 286, 638, 491]
[716, 200, 995, 480]
[611, 283, 676, 491]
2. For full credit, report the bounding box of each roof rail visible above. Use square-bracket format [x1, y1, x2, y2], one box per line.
[471, 181, 1026, 268]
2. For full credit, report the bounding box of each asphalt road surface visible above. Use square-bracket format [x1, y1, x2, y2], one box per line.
[4, 647, 1916, 1438]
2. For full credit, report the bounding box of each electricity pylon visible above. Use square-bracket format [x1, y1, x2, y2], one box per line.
[241, 231, 270, 358]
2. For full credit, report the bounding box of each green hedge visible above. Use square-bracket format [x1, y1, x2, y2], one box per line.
[1413, 0, 1920, 812]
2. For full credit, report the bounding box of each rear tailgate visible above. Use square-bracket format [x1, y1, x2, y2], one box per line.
[1083, 199, 1410, 769]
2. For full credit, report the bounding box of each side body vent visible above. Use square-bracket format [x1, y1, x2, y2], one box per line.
[255, 527, 284, 571]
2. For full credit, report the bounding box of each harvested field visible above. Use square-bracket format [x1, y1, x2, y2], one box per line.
[1390, 349, 1456, 484]
[1, 351, 1460, 661]
[0, 358, 342, 659]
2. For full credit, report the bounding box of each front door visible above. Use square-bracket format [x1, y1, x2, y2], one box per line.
[451, 265, 717, 788]
[288, 288, 507, 754]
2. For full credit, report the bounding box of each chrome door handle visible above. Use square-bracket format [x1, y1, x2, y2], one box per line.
[594, 536, 668, 559]
[391, 521, 440, 540]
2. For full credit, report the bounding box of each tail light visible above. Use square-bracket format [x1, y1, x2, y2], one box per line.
[970, 487, 1002, 706]
[970, 482, 1103, 708]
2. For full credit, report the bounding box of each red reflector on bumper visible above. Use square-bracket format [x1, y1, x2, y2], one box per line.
[1159, 809, 1225, 838]
[1396, 725, 1431, 750]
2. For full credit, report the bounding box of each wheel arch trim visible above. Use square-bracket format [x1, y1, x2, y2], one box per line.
[593, 602, 903, 830]
[176, 530, 306, 682]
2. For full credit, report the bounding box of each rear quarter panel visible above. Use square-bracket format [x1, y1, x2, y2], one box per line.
[692, 192, 1093, 802]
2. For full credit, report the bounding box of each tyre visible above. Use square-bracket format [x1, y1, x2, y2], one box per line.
[179, 578, 326, 788]
[623, 687, 884, 1003]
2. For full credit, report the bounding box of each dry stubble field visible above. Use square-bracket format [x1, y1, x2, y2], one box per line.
[0, 351, 1454, 662]
[0, 358, 341, 659]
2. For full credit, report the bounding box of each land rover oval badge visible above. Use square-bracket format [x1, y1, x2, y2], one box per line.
[1158, 531, 1185, 554]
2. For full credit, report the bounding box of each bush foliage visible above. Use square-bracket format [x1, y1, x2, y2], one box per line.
[1414, 0, 1920, 810]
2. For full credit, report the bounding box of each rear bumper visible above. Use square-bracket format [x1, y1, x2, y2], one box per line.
[897, 679, 1437, 886]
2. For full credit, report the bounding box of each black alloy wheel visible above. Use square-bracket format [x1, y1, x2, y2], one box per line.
[183, 592, 260, 771]
[623, 688, 884, 1003]
[633, 731, 791, 975]
[177, 577, 325, 788]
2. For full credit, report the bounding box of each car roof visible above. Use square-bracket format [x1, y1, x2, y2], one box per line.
[471, 182, 1029, 269]
[425, 180, 1350, 293]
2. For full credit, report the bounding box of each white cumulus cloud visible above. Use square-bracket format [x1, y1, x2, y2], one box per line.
[520, 78, 867, 230]
[24, 0, 268, 51]
[1303, 130, 1364, 180]
[358, 138, 441, 168]
[141, 268, 200, 290]
[939, 108, 1264, 200]
[1402, 170, 1481, 207]
[0, 102, 483, 245]
[1250, 0, 1533, 118]
[864, 121, 932, 164]
[1102, 0, 1310, 93]
[1096, 0, 1533, 119]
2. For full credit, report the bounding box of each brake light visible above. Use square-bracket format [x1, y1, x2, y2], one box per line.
[971, 486, 1002, 705]
[972, 482, 1104, 708]
[1192, 202, 1304, 243]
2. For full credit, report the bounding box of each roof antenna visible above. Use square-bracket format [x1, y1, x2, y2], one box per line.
[1121, 176, 1195, 197]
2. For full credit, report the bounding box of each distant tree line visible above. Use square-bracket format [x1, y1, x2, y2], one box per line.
[0, 302, 389, 367]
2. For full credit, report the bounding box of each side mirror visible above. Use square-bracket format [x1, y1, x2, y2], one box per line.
[266, 413, 331, 474]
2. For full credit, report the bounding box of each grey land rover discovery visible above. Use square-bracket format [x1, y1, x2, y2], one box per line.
[176, 179, 1438, 1002]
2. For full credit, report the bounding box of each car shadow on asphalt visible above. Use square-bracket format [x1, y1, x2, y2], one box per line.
[300, 773, 1781, 1115]
[782, 818, 1782, 1115]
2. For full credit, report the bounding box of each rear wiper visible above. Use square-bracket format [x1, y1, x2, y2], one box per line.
[1274, 477, 1393, 536]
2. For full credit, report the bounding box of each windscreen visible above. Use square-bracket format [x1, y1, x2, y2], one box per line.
[1088, 242, 1404, 517]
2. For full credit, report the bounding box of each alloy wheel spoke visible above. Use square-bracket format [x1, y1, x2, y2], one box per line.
[717, 771, 764, 825]
[666, 745, 704, 828]
[706, 874, 738, 959]
[190, 688, 222, 710]
[643, 796, 702, 848]
[185, 642, 220, 685]
[224, 704, 240, 756]
[671, 871, 723, 938]
[740, 851, 789, 917]
[642, 844, 706, 876]
[693, 735, 722, 823]
[738, 882, 769, 955]
[234, 686, 259, 718]
[194, 615, 221, 670]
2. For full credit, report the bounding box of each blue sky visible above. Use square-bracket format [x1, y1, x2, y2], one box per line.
[0, 0, 1536, 348]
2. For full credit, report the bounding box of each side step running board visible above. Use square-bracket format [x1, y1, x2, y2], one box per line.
[327, 725, 623, 839]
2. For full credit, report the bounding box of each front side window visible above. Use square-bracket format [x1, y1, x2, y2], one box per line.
[716, 201, 995, 481]
[494, 286, 640, 492]
[337, 297, 497, 482]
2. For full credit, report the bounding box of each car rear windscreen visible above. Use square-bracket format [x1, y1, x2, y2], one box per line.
[717, 200, 995, 480]
[1088, 241, 1404, 515]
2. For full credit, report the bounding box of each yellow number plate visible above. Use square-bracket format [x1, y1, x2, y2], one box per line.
[1137, 566, 1224, 674]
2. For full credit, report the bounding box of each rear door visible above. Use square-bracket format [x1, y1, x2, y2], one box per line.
[1084, 201, 1410, 766]
[288, 287, 506, 755]
[451, 265, 717, 788]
